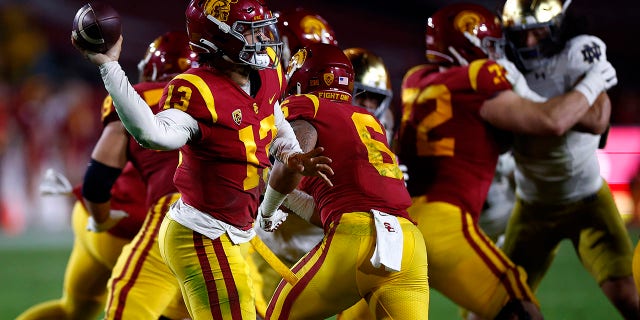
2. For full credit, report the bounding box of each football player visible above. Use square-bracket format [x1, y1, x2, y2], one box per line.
[344, 47, 395, 145]
[73, 0, 333, 318]
[263, 42, 429, 320]
[18, 31, 193, 320]
[249, 8, 339, 318]
[499, 0, 640, 318]
[396, 3, 616, 319]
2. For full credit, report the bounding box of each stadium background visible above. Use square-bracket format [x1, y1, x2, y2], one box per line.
[0, 0, 639, 319]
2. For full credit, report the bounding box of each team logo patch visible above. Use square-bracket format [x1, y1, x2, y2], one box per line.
[582, 42, 602, 64]
[203, 0, 239, 22]
[232, 109, 242, 125]
[323, 73, 334, 86]
[253, 102, 259, 114]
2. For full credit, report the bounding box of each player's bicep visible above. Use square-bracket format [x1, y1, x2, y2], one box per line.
[480, 90, 540, 133]
[290, 120, 317, 153]
[90, 121, 128, 169]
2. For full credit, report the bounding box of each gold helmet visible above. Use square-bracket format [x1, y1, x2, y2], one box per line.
[501, 0, 571, 71]
[343, 47, 392, 119]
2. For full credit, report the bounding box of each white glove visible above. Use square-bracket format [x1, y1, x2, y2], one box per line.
[258, 207, 288, 232]
[86, 210, 129, 232]
[574, 60, 618, 105]
[496, 59, 547, 103]
[39, 168, 73, 195]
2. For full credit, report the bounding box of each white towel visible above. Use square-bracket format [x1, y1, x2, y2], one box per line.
[370, 209, 403, 272]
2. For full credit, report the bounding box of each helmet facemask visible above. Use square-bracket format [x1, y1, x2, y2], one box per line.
[353, 84, 392, 119]
[501, 0, 571, 71]
[207, 15, 282, 70]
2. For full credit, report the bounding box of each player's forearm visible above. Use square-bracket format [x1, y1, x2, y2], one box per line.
[84, 199, 111, 224]
[574, 92, 611, 134]
[541, 91, 592, 135]
[99, 61, 198, 150]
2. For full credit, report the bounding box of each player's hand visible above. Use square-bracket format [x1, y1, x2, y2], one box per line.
[71, 35, 123, 66]
[39, 168, 73, 196]
[286, 147, 334, 187]
[86, 209, 128, 232]
[574, 60, 617, 105]
[258, 207, 288, 232]
[496, 59, 546, 103]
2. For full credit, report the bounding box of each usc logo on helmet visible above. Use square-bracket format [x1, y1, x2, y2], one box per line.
[203, 0, 239, 22]
[454, 10, 485, 36]
[300, 16, 331, 43]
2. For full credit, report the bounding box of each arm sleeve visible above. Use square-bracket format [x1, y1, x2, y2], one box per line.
[282, 189, 316, 222]
[99, 61, 199, 150]
[269, 100, 303, 163]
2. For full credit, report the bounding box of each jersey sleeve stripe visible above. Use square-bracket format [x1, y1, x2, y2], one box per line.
[468, 59, 487, 92]
[174, 73, 218, 123]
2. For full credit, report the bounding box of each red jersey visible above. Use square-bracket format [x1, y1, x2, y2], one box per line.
[282, 94, 412, 228]
[100, 81, 180, 238]
[161, 65, 285, 230]
[397, 60, 512, 220]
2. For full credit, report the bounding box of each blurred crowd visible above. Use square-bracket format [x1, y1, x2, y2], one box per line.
[0, 3, 104, 235]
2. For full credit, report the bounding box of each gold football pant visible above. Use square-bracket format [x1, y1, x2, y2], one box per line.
[410, 198, 537, 319]
[266, 211, 429, 320]
[159, 214, 255, 320]
[105, 193, 187, 320]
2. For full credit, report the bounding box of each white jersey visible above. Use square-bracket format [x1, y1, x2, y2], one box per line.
[513, 35, 607, 204]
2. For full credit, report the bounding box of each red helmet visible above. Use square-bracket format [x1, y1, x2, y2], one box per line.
[276, 8, 338, 68]
[137, 31, 197, 82]
[185, 0, 282, 69]
[285, 43, 354, 103]
[426, 3, 505, 66]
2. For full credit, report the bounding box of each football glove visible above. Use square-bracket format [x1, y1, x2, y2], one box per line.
[574, 60, 618, 105]
[39, 168, 73, 196]
[87, 209, 128, 232]
[258, 207, 288, 232]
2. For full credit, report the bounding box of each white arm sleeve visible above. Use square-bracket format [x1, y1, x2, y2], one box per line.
[269, 100, 303, 162]
[99, 61, 199, 150]
[282, 189, 316, 222]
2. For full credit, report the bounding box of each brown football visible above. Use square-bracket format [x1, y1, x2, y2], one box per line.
[71, 2, 121, 53]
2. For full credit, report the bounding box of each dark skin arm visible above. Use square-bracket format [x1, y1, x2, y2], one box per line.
[268, 119, 331, 194]
[84, 121, 128, 223]
[270, 120, 325, 227]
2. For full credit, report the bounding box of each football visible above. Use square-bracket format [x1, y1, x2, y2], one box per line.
[71, 2, 121, 53]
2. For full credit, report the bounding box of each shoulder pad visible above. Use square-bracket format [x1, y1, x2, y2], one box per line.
[565, 35, 607, 74]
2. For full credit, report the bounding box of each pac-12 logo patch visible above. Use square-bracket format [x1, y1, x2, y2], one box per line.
[232, 109, 242, 125]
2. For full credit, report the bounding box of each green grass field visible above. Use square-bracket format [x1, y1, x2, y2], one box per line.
[1, 228, 637, 320]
